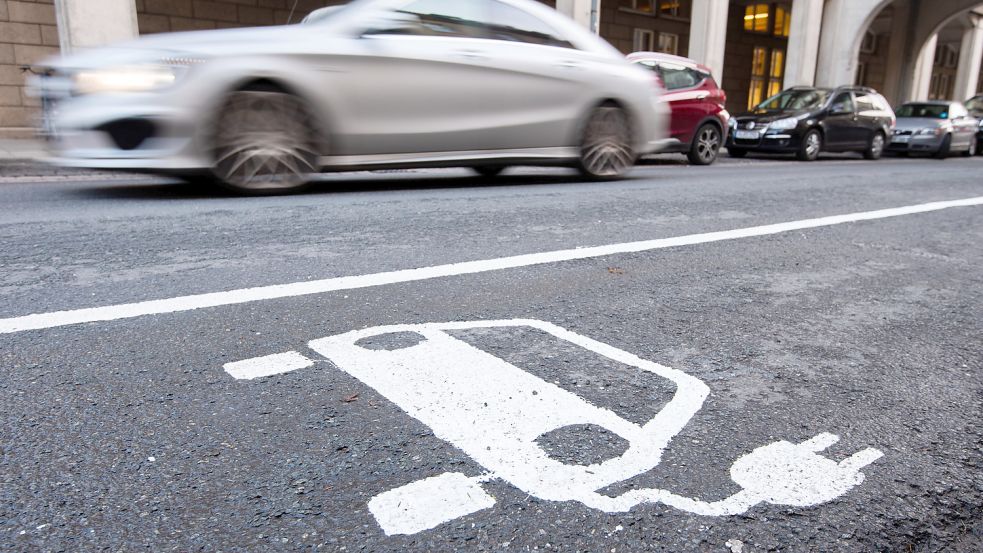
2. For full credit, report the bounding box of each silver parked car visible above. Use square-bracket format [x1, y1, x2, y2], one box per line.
[29, 0, 668, 194]
[888, 101, 978, 158]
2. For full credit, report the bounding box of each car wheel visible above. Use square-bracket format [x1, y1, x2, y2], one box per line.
[577, 104, 635, 180]
[727, 147, 748, 158]
[963, 135, 977, 157]
[211, 88, 319, 195]
[976, 137, 983, 156]
[796, 129, 822, 161]
[472, 166, 506, 178]
[934, 134, 952, 159]
[863, 132, 885, 160]
[687, 123, 722, 165]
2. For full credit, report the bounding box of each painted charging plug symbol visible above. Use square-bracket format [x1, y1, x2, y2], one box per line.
[225, 319, 883, 536]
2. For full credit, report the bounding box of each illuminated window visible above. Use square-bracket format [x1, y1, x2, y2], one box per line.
[629, 0, 656, 14]
[657, 32, 679, 54]
[748, 46, 768, 109]
[773, 6, 790, 37]
[768, 49, 785, 97]
[633, 28, 655, 51]
[659, 1, 681, 17]
[744, 4, 770, 33]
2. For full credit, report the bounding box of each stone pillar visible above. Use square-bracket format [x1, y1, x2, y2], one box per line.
[784, 0, 825, 88]
[909, 34, 937, 101]
[688, 0, 729, 80]
[953, 16, 983, 101]
[54, 0, 139, 53]
[880, 0, 914, 105]
[557, 0, 599, 33]
[815, 0, 883, 87]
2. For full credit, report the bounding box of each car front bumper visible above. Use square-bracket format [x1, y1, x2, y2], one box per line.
[726, 129, 804, 153]
[887, 133, 945, 153]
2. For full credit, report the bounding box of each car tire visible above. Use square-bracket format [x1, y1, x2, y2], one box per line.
[976, 137, 983, 156]
[687, 123, 722, 166]
[963, 135, 977, 157]
[211, 87, 319, 195]
[727, 147, 748, 158]
[576, 104, 635, 180]
[935, 134, 952, 159]
[472, 166, 506, 178]
[863, 131, 886, 160]
[796, 129, 822, 162]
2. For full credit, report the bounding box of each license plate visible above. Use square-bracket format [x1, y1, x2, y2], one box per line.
[891, 135, 910, 144]
[735, 130, 760, 140]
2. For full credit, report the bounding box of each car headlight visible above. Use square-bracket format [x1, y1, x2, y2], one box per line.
[73, 64, 184, 95]
[768, 117, 799, 130]
[728, 118, 737, 129]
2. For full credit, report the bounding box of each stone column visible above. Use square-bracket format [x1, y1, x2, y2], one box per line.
[54, 0, 139, 53]
[953, 16, 983, 101]
[815, 0, 883, 87]
[557, 0, 599, 33]
[784, 0, 825, 88]
[688, 0, 729, 80]
[910, 34, 938, 101]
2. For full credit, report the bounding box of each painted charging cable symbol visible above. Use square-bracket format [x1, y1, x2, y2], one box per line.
[225, 319, 883, 536]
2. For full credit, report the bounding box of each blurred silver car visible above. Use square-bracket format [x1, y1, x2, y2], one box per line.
[29, 0, 668, 194]
[888, 101, 978, 158]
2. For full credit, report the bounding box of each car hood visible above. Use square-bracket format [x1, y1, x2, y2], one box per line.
[38, 24, 340, 71]
[894, 117, 945, 130]
[733, 109, 812, 124]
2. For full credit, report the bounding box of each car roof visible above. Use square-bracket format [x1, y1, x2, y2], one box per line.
[626, 51, 713, 75]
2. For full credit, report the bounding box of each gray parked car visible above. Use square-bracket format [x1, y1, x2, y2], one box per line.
[29, 0, 668, 194]
[888, 101, 978, 158]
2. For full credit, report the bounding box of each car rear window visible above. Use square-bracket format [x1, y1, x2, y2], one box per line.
[896, 104, 949, 119]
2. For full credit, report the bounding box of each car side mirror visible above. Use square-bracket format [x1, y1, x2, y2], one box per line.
[360, 11, 420, 37]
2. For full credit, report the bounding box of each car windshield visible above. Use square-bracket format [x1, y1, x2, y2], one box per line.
[965, 97, 983, 112]
[755, 89, 830, 111]
[896, 104, 949, 119]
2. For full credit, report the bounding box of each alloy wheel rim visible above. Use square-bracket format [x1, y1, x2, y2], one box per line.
[213, 91, 317, 190]
[697, 127, 720, 162]
[872, 134, 884, 156]
[806, 133, 821, 157]
[581, 107, 634, 177]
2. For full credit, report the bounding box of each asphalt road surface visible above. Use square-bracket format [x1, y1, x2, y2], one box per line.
[2, 154, 982, 552]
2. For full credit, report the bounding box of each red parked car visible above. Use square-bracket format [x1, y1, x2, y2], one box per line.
[628, 52, 730, 165]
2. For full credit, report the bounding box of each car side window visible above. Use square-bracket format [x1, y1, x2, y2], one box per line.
[384, 0, 487, 38]
[485, 0, 574, 48]
[855, 94, 876, 113]
[830, 92, 855, 114]
[658, 63, 702, 90]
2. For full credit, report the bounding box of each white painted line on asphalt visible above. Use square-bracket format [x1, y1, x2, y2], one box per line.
[223, 351, 313, 380]
[1, 195, 981, 334]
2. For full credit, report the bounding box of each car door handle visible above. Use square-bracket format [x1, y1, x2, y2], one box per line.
[695, 92, 709, 100]
[557, 60, 581, 70]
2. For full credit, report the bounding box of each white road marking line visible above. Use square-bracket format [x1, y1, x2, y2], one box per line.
[1, 195, 981, 334]
[223, 351, 313, 380]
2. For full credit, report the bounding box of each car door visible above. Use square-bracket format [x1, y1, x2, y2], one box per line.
[458, 0, 596, 151]
[948, 103, 975, 149]
[823, 92, 860, 150]
[329, 0, 502, 156]
[653, 62, 710, 145]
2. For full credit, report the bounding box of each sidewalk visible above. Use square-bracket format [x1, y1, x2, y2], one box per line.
[0, 138, 46, 161]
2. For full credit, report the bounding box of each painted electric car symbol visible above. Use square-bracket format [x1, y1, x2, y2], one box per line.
[225, 319, 884, 536]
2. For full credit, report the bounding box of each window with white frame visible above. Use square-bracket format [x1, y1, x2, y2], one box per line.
[860, 31, 877, 54]
[656, 32, 679, 55]
[633, 28, 655, 51]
